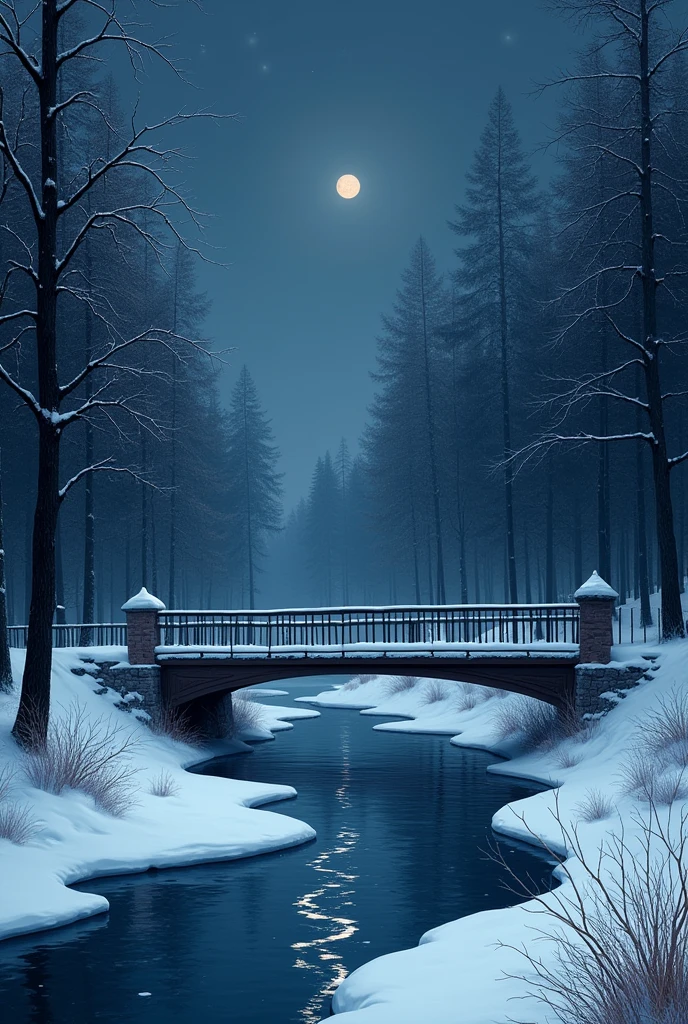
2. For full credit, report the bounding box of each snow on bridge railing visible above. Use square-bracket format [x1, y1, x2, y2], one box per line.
[6, 605, 662, 652]
[157, 604, 581, 650]
[9, 623, 127, 650]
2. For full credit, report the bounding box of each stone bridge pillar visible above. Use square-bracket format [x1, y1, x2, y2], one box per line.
[122, 588, 165, 665]
[109, 589, 167, 716]
[575, 571, 618, 665]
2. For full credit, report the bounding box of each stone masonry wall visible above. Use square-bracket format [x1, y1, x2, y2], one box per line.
[575, 662, 656, 718]
[72, 656, 162, 715]
[71, 655, 234, 740]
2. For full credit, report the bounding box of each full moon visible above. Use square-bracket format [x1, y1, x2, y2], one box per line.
[336, 174, 361, 199]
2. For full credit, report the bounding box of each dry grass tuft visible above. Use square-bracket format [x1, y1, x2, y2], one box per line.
[653, 771, 688, 807]
[148, 771, 181, 798]
[493, 695, 580, 751]
[453, 685, 479, 712]
[617, 750, 663, 801]
[575, 787, 616, 823]
[642, 690, 688, 769]
[231, 693, 267, 737]
[24, 703, 140, 816]
[341, 674, 377, 692]
[382, 675, 419, 697]
[555, 748, 585, 769]
[0, 763, 13, 802]
[493, 795, 688, 1024]
[0, 763, 41, 843]
[149, 704, 202, 747]
[420, 680, 452, 705]
[0, 802, 43, 844]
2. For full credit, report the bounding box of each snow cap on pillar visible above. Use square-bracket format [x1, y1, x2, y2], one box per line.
[121, 588, 166, 612]
[574, 571, 618, 601]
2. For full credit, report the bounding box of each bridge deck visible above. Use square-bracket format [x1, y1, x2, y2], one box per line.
[156, 642, 579, 660]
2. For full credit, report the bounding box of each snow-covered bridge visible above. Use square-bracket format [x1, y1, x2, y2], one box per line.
[111, 573, 629, 715]
[10, 573, 654, 724]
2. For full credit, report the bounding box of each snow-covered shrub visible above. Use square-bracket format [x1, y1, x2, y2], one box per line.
[230, 692, 266, 736]
[148, 771, 181, 798]
[496, 797, 688, 1024]
[24, 704, 140, 816]
[420, 680, 452, 704]
[149, 704, 201, 747]
[382, 675, 419, 696]
[493, 695, 579, 751]
[575, 788, 616, 823]
[642, 690, 688, 769]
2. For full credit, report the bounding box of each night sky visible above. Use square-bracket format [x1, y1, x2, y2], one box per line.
[136, 1, 587, 506]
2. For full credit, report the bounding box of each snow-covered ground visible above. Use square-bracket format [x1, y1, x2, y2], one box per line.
[296, 639, 688, 1024]
[0, 649, 319, 942]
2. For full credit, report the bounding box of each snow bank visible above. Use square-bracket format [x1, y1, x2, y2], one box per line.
[301, 643, 688, 1024]
[0, 649, 317, 942]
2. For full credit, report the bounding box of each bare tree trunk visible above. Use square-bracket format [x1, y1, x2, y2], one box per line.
[545, 468, 556, 602]
[242, 378, 255, 610]
[168, 249, 181, 610]
[638, 0, 683, 637]
[636, 395, 652, 625]
[419, 240, 445, 603]
[140, 427, 148, 589]
[451, 328, 469, 604]
[13, 1, 62, 747]
[524, 530, 533, 604]
[410, 485, 421, 605]
[0, 452, 12, 691]
[573, 495, 583, 592]
[54, 524, 66, 625]
[496, 97, 518, 603]
[79, 238, 95, 645]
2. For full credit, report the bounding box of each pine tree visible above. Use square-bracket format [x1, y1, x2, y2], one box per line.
[450, 88, 537, 603]
[226, 367, 283, 609]
[305, 454, 340, 604]
[365, 239, 449, 603]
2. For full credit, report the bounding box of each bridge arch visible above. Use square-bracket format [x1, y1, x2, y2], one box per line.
[160, 656, 577, 712]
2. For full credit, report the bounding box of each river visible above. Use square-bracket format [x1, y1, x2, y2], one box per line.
[0, 679, 554, 1024]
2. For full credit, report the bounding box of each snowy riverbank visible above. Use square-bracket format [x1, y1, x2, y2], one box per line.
[297, 642, 687, 1024]
[0, 650, 319, 942]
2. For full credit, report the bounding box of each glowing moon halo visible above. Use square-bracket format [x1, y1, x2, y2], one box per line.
[336, 174, 361, 199]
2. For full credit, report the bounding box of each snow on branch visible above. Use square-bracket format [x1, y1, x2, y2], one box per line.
[59, 328, 220, 401]
[58, 460, 160, 501]
[507, 430, 656, 473]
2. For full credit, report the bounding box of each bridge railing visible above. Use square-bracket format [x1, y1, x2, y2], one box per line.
[8, 623, 128, 650]
[157, 604, 581, 650]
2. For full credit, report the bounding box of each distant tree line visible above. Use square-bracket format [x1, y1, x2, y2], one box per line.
[265, 1, 688, 639]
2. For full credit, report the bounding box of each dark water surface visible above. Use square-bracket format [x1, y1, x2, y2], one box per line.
[0, 680, 554, 1024]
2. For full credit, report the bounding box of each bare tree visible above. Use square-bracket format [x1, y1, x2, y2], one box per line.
[0, 1, 225, 746]
[516, 0, 688, 638]
[0, 449, 12, 691]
